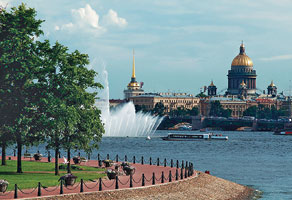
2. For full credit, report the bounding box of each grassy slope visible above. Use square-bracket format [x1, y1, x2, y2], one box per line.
[0, 160, 105, 190]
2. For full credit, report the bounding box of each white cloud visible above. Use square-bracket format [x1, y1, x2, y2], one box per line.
[0, 0, 10, 7]
[72, 4, 102, 29]
[102, 9, 127, 28]
[259, 54, 292, 61]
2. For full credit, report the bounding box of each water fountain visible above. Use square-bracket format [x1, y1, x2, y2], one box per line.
[96, 65, 163, 137]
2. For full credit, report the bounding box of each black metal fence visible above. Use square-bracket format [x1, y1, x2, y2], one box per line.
[0, 154, 195, 199]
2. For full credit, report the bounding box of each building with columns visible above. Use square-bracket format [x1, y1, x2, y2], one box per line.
[227, 42, 257, 95]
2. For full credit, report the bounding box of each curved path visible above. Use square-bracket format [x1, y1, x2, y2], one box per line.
[0, 156, 193, 199]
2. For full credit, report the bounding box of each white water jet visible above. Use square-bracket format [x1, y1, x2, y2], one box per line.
[96, 65, 163, 137]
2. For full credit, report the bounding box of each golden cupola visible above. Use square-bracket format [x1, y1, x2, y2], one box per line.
[231, 42, 253, 68]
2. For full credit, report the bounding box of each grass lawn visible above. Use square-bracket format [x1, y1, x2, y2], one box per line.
[0, 160, 106, 191]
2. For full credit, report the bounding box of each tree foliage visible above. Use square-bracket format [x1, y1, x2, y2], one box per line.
[0, 4, 104, 174]
[209, 101, 231, 118]
[243, 105, 287, 119]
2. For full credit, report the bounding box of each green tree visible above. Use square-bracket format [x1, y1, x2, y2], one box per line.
[189, 106, 199, 116]
[153, 102, 165, 116]
[209, 101, 222, 117]
[33, 41, 104, 175]
[243, 106, 257, 117]
[209, 101, 231, 118]
[0, 4, 44, 173]
[196, 92, 207, 97]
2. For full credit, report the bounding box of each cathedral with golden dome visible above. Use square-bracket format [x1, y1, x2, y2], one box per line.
[227, 42, 257, 95]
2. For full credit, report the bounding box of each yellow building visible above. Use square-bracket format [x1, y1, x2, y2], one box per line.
[129, 92, 200, 113]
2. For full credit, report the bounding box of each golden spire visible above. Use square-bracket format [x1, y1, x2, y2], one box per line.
[270, 80, 275, 87]
[210, 80, 215, 86]
[132, 49, 136, 78]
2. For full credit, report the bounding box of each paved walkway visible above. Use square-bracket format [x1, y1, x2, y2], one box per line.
[0, 156, 194, 199]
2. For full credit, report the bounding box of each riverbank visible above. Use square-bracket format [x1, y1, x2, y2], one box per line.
[40, 171, 255, 200]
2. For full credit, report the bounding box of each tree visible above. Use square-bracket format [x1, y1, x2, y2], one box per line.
[33, 41, 104, 175]
[196, 92, 207, 98]
[0, 4, 44, 173]
[243, 106, 257, 117]
[153, 102, 165, 116]
[209, 101, 231, 118]
[189, 107, 199, 116]
[209, 101, 222, 117]
[135, 104, 148, 113]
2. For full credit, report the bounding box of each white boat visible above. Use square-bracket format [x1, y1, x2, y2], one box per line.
[162, 133, 228, 141]
[146, 136, 151, 140]
[209, 133, 228, 140]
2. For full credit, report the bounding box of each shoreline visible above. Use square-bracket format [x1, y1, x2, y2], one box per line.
[39, 171, 256, 200]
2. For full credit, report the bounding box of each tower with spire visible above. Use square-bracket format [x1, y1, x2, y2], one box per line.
[124, 50, 144, 100]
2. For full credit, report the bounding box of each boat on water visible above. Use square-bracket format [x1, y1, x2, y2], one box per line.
[274, 129, 292, 135]
[162, 133, 228, 141]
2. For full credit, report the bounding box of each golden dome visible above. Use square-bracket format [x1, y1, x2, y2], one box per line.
[231, 54, 253, 67]
[231, 42, 253, 67]
[209, 80, 215, 87]
[269, 81, 275, 87]
[128, 82, 140, 87]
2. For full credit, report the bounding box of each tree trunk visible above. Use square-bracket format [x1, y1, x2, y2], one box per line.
[55, 148, 59, 175]
[67, 148, 71, 173]
[1, 143, 6, 166]
[17, 140, 22, 173]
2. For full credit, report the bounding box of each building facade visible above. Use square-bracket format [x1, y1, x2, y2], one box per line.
[129, 93, 200, 113]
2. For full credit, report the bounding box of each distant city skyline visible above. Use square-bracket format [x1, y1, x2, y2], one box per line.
[2, 0, 292, 98]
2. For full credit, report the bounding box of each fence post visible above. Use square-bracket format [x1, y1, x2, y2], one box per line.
[186, 161, 188, 169]
[78, 152, 81, 157]
[176, 160, 179, 168]
[130, 174, 133, 188]
[164, 158, 167, 167]
[141, 156, 144, 165]
[98, 153, 100, 161]
[60, 180, 63, 194]
[171, 159, 173, 168]
[157, 158, 160, 166]
[116, 155, 118, 162]
[107, 154, 109, 160]
[14, 184, 17, 199]
[185, 167, 188, 178]
[149, 157, 152, 165]
[181, 168, 183, 180]
[142, 174, 145, 186]
[133, 156, 136, 164]
[88, 153, 90, 160]
[59, 152, 61, 158]
[38, 182, 41, 196]
[176, 169, 179, 180]
[99, 178, 102, 191]
[98, 160, 102, 167]
[14, 149, 16, 157]
[182, 160, 184, 169]
[152, 172, 155, 185]
[161, 171, 164, 183]
[125, 155, 127, 162]
[169, 171, 172, 182]
[48, 151, 51, 163]
[115, 176, 119, 189]
[80, 179, 84, 193]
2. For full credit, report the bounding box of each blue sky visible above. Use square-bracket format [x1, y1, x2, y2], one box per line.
[2, 0, 292, 98]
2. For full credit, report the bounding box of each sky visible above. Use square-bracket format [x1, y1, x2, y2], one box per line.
[1, 0, 292, 98]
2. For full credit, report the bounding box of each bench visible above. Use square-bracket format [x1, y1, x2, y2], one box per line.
[24, 153, 33, 160]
